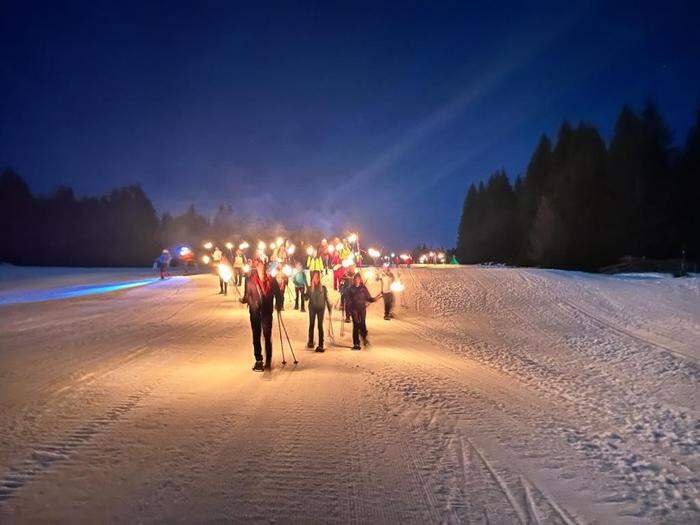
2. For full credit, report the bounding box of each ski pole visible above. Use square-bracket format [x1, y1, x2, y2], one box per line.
[278, 312, 298, 364]
[276, 310, 287, 365]
[326, 304, 335, 342]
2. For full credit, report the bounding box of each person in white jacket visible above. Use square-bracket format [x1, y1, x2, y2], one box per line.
[212, 246, 226, 294]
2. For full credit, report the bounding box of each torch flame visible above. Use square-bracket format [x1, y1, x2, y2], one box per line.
[390, 281, 405, 293]
[218, 264, 233, 283]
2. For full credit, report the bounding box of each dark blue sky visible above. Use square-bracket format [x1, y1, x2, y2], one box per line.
[2, 1, 699, 248]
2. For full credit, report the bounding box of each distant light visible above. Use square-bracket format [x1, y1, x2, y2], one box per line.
[239, 241, 250, 250]
[269, 243, 276, 250]
[201, 255, 211, 264]
[257, 240, 266, 251]
[335, 243, 343, 251]
[225, 242, 233, 250]
[306, 246, 314, 256]
[283, 264, 293, 277]
[276, 237, 284, 247]
[287, 244, 296, 254]
[203, 241, 213, 250]
[348, 233, 357, 243]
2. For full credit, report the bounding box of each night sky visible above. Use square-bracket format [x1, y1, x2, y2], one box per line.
[2, 1, 699, 248]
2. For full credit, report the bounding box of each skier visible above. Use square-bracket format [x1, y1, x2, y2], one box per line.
[274, 266, 288, 310]
[292, 261, 308, 312]
[158, 249, 171, 279]
[241, 257, 284, 371]
[331, 250, 343, 291]
[304, 270, 332, 352]
[345, 272, 382, 350]
[212, 246, 226, 294]
[339, 263, 356, 323]
[306, 247, 324, 274]
[218, 252, 230, 296]
[232, 248, 245, 286]
[320, 239, 330, 275]
[379, 267, 395, 320]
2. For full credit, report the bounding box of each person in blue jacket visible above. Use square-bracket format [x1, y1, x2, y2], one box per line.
[292, 261, 308, 312]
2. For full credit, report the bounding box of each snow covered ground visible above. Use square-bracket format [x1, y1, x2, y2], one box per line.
[0, 265, 697, 523]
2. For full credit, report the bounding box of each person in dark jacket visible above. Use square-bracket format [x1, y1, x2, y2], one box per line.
[304, 270, 332, 352]
[346, 272, 382, 350]
[339, 265, 355, 323]
[241, 257, 284, 371]
[380, 268, 395, 320]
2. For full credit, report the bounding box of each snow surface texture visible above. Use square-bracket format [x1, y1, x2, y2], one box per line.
[0, 265, 697, 523]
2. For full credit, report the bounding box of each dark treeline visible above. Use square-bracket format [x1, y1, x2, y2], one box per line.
[456, 103, 700, 270]
[0, 171, 323, 267]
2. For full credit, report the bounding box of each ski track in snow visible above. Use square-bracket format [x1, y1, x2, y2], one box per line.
[0, 265, 698, 523]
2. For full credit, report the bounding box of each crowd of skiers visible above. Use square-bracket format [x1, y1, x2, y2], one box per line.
[238, 254, 393, 371]
[159, 237, 404, 372]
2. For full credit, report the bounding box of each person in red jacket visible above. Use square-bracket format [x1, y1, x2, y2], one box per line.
[331, 251, 344, 291]
[241, 257, 284, 371]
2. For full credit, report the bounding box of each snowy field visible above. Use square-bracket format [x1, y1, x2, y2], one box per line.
[0, 265, 698, 523]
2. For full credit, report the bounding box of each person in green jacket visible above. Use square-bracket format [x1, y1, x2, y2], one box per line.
[304, 270, 332, 352]
[306, 246, 324, 273]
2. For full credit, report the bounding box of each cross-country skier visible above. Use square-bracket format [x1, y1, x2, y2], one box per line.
[212, 246, 226, 294]
[339, 264, 355, 323]
[345, 272, 382, 350]
[158, 249, 171, 279]
[305, 270, 332, 352]
[306, 247, 324, 274]
[331, 250, 343, 291]
[292, 261, 308, 311]
[233, 248, 245, 286]
[241, 257, 284, 371]
[379, 267, 395, 320]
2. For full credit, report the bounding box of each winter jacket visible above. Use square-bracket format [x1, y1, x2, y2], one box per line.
[242, 272, 283, 313]
[307, 256, 324, 272]
[339, 246, 352, 260]
[345, 284, 377, 315]
[292, 270, 307, 288]
[305, 284, 331, 311]
[212, 248, 223, 262]
[233, 254, 245, 268]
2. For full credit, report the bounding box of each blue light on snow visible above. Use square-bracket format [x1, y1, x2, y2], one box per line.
[0, 277, 180, 306]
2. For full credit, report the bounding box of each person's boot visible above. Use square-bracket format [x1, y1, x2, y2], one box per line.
[300, 306, 306, 312]
[352, 344, 361, 350]
[294, 302, 299, 310]
[315, 345, 324, 353]
[264, 362, 271, 371]
[252, 360, 264, 372]
[306, 340, 314, 349]
[362, 337, 370, 347]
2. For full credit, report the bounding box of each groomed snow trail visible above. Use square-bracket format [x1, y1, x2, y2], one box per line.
[0, 266, 697, 523]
